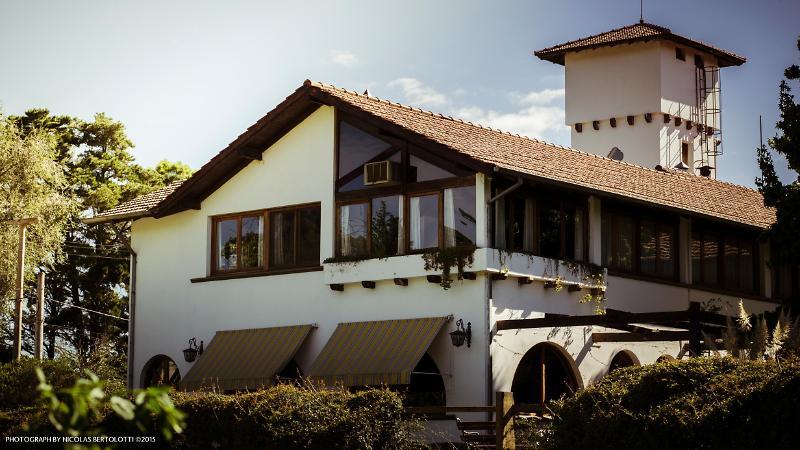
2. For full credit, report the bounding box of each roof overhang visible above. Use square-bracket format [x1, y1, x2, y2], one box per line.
[83, 211, 150, 225]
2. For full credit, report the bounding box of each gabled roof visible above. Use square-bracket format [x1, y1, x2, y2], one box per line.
[83, 181, 184, 224]
[534, 21, 746, 67]
[89, 80, 773, 229]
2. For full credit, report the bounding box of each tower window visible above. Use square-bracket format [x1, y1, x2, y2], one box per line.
[681, 142, 690, 165]
[694, 55, 704, 68]
[675, 48, 685, 61]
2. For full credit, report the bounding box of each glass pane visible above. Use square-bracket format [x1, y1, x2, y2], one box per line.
[410, 194, 439, 250]
[298, 208, 321, 265]
[563, 206, 584, 261]
[724, 239, 740, 289]
[217, 219, 238, 270]
[371, 196, 403, 257]
[657, 226, 675, 278]
[614, 215, 635, 272]
[691, 232, 702, 283]
[639, 221, 656, 275]
[241, 216, 263, 269]
[739, 240, 754, 292]
[338, 121, 392, 178]
[508, 197, 526, 251]
[602, 214, 610, 267]
[444, 186, 476, 247]
[339, 203, 368, 256]
[539, 201, 561, 259]
[270, 211, 295, 266]
[703, 234, 719, 284]
[408, 153, 455, 183]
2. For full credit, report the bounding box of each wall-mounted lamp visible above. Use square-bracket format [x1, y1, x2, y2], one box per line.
[183, 337, 203, 362]
[449, 319, 472, 348]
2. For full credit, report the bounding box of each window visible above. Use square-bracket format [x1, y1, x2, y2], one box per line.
[498, 194, 586, 261]
[214, 214, 263, 271]
[694, 54, 704, 68]
[681, 142, 690, 165]
[692, 230, 758, 293]
[602, 210, 677, 279]
[676, 47, 686, 61]
[211, 203, 320, 275]
[336, 185, 476, 257]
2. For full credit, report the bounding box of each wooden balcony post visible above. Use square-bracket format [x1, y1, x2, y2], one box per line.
[495, 391, 515, 450]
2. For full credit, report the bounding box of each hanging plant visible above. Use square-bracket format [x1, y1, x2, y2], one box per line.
[422, 245, 476, 290]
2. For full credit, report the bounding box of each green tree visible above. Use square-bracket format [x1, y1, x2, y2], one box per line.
[756, 36, 800, 306]
[0, 115, 77, 321]
[4, 110, 191, 368]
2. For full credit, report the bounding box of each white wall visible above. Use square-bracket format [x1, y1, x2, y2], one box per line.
[131, 106, 488, 407]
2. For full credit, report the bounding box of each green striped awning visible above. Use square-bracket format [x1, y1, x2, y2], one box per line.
[180, 324, 315, 392]
[309, 316, 451, 387]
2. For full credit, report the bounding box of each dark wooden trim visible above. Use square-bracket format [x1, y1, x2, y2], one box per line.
[674, 116, 682, 126]
[610, 117, 617, 128]
[330, 283, 344, 291]
[191, 266, 323, 283]
[567, 284, 582, 292]
[626, 115, 635, 126]
[518, 277, 533, 285]
[592, 331, 691, 342]
[334, 176, 475, 203]
[462, 272, 477, 280]
[686, 120, 693, 130]
[491, 273, 508, 281]
[361, 281, 376, 289]
[663, 113, 671, 123]
[644, 113, 653, 123]
[592, 120, 600, 130]
[575, 123, 582, 133]
[426, 275, 442, 284]
[393, 278, 409, 286]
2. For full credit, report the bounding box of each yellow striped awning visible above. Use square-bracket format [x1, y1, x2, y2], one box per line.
[309, 316, 451, 387]
[180, 324, 315, 392]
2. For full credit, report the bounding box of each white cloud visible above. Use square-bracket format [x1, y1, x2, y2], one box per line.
[453, 88, 568, 141]
[329, 50, 358, 68]
[387, 77, 447, 107]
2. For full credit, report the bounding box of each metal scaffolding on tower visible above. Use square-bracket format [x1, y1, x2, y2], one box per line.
[695, 65, 723, 168]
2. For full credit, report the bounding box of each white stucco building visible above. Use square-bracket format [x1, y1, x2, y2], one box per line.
[89, 21, 782, 427]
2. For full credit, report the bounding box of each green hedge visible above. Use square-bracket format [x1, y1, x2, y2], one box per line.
[0, 358, 76, 410]
[99, 384, 423, 449]
[544, 357, 800, 450]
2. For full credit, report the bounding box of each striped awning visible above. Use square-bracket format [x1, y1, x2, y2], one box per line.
[180, 324, 315, 392]
[309, 316, 451, 387]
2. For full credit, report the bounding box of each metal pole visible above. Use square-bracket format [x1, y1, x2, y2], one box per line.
[35, 271, 45, 360]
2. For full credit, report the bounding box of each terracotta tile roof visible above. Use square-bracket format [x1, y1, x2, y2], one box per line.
[309, 81, 773, 229]
[86, 181, 184, 223]
[535, 21, 745, 67]
[96, 80, 772, 229]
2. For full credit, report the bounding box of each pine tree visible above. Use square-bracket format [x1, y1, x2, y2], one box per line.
[756, 36, 800, 306]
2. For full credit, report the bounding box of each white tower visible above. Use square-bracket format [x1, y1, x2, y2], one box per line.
[536, 22, 745, 178]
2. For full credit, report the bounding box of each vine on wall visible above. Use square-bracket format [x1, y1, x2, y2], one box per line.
[422, 245, 477, 290]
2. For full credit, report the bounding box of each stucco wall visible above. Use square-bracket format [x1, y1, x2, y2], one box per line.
[130, 106, 488, 407]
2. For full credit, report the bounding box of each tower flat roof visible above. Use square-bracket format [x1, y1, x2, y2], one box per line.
[534, 21, 746, 67]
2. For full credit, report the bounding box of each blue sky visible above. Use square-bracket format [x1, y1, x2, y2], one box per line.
[1, 0, 798, 187]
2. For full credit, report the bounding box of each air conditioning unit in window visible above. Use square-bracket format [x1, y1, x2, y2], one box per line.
[363, 161, 400, 185]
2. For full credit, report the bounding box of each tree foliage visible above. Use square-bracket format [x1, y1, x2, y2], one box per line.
[0, 116, 77, 316]
[756, 36, 800, 305]
[2, 109, 191, 367]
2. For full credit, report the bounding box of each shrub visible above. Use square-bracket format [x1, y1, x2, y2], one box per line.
[167, 384, 422, 450]
[0, 357, 77, 410]
[544, 357, 800, 450]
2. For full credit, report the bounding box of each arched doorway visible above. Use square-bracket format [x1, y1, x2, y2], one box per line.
[512, 342, 582, 405]
[405, 353, 446, 406]
[608, 350, 640, 374]
[141, 355, 181, 388]
[656, 354, 676, 363]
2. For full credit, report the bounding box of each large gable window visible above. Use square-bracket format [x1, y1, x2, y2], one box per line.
[334, 114, 476, 259]
[211, 203, 320, 275]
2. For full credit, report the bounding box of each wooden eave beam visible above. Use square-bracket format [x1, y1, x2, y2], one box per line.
[496, 307, 728, 331]
[591, 331, 691, 343]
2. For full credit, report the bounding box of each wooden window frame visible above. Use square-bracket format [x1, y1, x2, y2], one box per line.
[692, 228, 760, 294]
[210, 202, 321, 276]
[499, 189, 589, 263]
[602, 208, 679, 281]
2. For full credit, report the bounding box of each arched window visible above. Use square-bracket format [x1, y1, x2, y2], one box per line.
[512, 342, 582, 405]
[405, 353, 446, 407]
[656, 354, 676, 363]
[141, 355, 181, 388]
[608, 350, 641, 374]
